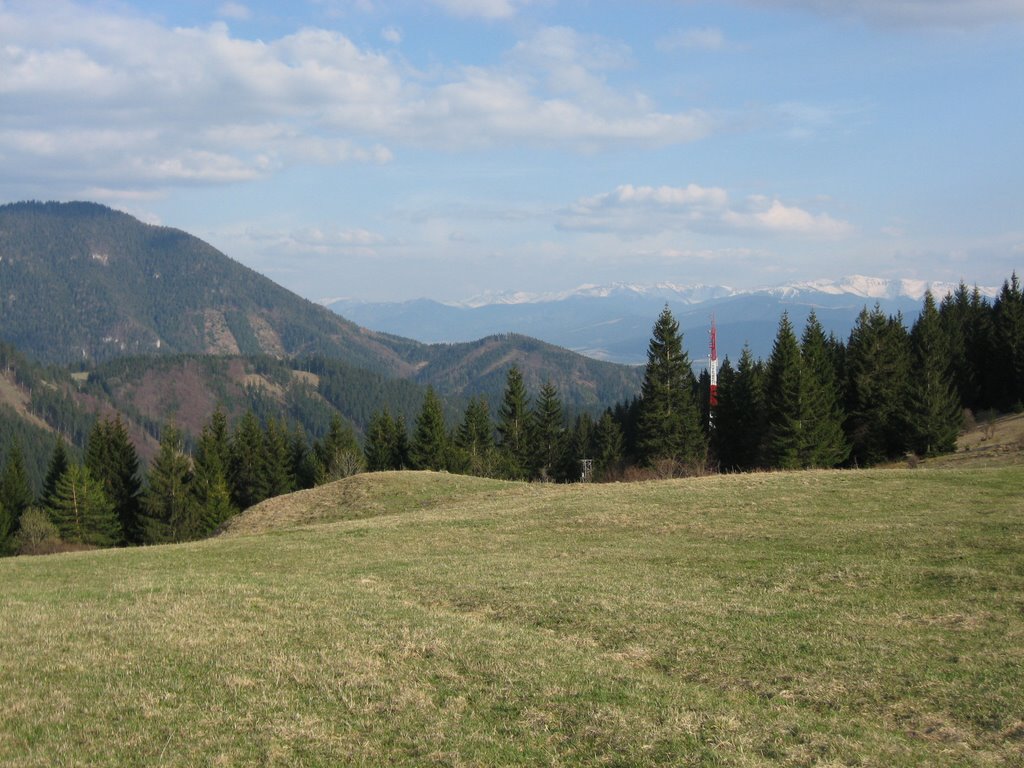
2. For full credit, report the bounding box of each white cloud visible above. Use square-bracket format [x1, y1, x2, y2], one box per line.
[0, 3, 710, 194]
[657, 27, 726, 52]
[381, 25, 402, 44]
[742, 0, 1024, 27]
[429, 0, 527, 20]
[561, 183, 851, 238]
[218, 2, 251, 21]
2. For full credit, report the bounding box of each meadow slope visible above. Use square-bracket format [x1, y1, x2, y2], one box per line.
[1, 466, 1022, 767]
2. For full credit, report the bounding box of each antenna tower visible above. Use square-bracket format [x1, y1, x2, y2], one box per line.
[708, 316, 719, 417]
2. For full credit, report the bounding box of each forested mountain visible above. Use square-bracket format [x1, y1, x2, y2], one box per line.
[0, 202, 641, 406]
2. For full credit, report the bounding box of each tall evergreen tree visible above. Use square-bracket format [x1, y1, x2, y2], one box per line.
[799, 312, 850, 468]
[316, 414, 364, 481]
[190, 411, 237, 537]
[593, 410, 624, 481]
[0, 440, 34, 528]
[908, 291, 962, 456]
[410, 387, 449, 471]
[636, 306, 706, 467]
[140, 426, 196, 544]
[715, 348, 766, 471]
[45, 463, 120, 547]
[762, 312, 804, 469]
[454, 397, 496, 477]
[365, 408, 401, 472]
[558, 412, 596, 482]
[994, 272, 1024, 410]
[530, 381, 565, 480]
[290, 425, 320, 489]
[229, 411, 269, 509]
[263, 417, 296, 498]
[845, 306, 912, 465]
[939, 283, 980, 410]
[39, 437, 71, 510]
[496, 366, 532, 479]
[85, 416, 141, 544]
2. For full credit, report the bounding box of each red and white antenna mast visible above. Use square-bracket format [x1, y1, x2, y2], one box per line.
[708, 316, 719, 413]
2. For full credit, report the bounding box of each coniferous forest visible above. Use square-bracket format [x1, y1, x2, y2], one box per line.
[0, 274, 1021, 557]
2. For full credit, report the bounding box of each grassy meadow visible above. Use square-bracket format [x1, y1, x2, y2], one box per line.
[1, 464, 1022, 766]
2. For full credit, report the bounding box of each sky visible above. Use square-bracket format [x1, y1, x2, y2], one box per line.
[1, 0, 1022, 303]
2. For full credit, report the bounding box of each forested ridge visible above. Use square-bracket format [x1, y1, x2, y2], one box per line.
[0, 201, 642, 408]
[1, 271, 1020, 557]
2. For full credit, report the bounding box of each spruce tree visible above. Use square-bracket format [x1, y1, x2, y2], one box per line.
[908, 291, 962, 456]
[365, 409, 400, 472]
[454, 397, 496, 477]
[40, 437, 71, 510]
[558, 413, 595, 482]
[85, 416, 141, 544]
[762, 312, 804, 469]
[140, 426, 196, 543]
[496, 366, 532, 479]
[290, 425, 320, 489]
[593, 410, 624, 481]
[845, 306, 912, 465]
[940, 283, 980, 410]
[0, 440, 34, 528]
[712, 347, 765, 471]
[530, 381, 565, 481]
[316, 414, 364, 481]
[994, 272, 1024, 410]
[799, 312, 850, 468]
[45, 463, 120, 547]
[263, 418, 295, 498]
[410, 387, 449, 471]
[229, 411, 269, 508]
[636, 306, 706, 467]
[191, 412, 237, 536]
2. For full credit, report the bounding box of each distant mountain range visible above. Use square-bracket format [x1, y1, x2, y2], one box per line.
[324, 277, 999, 365]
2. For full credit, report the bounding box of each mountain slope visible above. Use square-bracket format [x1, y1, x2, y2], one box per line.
[0, 202, 641, 407]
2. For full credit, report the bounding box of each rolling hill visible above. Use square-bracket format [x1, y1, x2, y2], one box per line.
[1, 462, 1021, 766]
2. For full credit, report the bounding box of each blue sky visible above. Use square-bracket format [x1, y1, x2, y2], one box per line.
[1, 0, 1021, 302]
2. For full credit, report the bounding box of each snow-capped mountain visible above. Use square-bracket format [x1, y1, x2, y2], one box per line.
[324, 277, 998, 366]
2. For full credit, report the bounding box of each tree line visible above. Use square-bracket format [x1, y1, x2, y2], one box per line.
[1, 274, 1020, 556]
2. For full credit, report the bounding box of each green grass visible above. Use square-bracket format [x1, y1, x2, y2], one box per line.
[2, 467, 1023, 766]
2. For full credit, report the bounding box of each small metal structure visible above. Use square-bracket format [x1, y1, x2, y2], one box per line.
[579, 458, 594, 483]
[708, 315, 719, 416]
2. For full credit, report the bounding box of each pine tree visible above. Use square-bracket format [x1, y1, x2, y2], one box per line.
[530, 381, 565, 481]
[0, 440, 34, 528]
[410, 387, 449, 471]
[45, 463, 120, 547]
[845, 306, 912, 465]
[939, 283, 980, 410]
[263, 417, 296, 498]
[558, 413, 595, 482]
[799, 312, 850, 467]
[908, 291, 963, 456]
[140, 426, 197, 543]
[712, 347, 766, 471]
[85, 416, 141, 544]
[593, 410, 624, 481]
[636, 306, 706, 467]
[316, 414, 364, 481]
[365, 408, 401, 472]
[454, 397, 496, 477]
[762, 312, 804, 469]
[229, 411, 269, 509]
[39, 437, 71, 510]
[994, 272, 1024, 410]
[190, 412, 237, 537]
[290, 425, 320, 489]
[496, 366, 532, 479]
